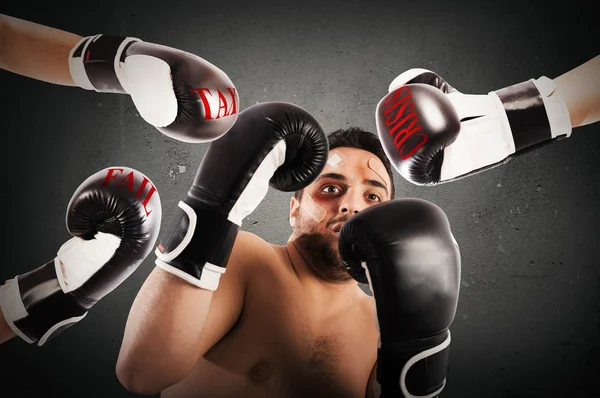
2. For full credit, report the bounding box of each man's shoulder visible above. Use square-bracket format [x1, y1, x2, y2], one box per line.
[233, 230, 275, 252]
[229, 231, 285, 272]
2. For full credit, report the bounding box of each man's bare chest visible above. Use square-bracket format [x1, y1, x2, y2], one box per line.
[202, 279, 378, 397]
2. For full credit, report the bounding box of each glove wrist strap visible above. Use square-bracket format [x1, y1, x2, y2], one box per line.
[530, 76, 572, 138]
[377, 330, 451, 398]
[155, 199, 239, 290]
[0, 260, 87, 346]
[493, 78, 571, 153]
[69, 34, 140, 93]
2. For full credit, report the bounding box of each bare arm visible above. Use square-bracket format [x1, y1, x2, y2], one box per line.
[365, 362, 380, 398]
[0, 14, 81, 85]
[0, 304, 16, 345]
[552, 55, 600, 128]
[116, 231, 270, 394]
[116, 268, 215, 394]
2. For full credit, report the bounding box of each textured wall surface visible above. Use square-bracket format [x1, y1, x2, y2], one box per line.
[1, 0, 599, 397]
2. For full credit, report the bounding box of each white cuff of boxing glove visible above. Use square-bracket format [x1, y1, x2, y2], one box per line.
[68, 35, 99, 90]
[56, 232, 121, 294]
[0, 277, 88, 346]
[68, 35, 143, 94]
[155, 259, 226, 291]
[69, 35, 142, 90]
[0, 278, 35, 344]
[530, 76, 572, 138]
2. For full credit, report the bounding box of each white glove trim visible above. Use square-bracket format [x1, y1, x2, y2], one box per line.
[112, 37, 141, 88]
[0, 278, 34, 344]
[37, 313, 87, 346]
[155, 200, 196, 262]
[155, 259, 225, 290]
[531, 76, 572, 138]
[400, 330, 451, 398]
[388, 68, 433, 93]
[68, 35, 101, 90]
[227, 139, 287, 226]
[361, 261, 380, 337]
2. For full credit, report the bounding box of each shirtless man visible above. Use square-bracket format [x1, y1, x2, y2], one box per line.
[115, 115, 460, 398]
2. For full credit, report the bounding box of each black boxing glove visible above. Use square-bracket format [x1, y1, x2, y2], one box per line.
[376, 69, 572, 185]
[69, 35, 239, 143]
[339, 198, 461, 397]
[155, 102, 328, 290]
[0, 167, 161, 345]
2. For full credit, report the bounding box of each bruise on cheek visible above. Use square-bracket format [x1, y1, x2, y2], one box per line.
[301, 193, 327, 222]
[368, 157, 388, 188]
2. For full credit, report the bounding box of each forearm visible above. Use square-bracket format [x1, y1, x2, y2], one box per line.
[552, 55, 600, 128]
[0, 14, 81, 85]
[117, 267, 214, 394]
[365, 361, 380, 398]
[0, 303, 16, 344]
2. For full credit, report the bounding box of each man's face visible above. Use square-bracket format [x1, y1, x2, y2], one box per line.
[289, 147, 392, 281]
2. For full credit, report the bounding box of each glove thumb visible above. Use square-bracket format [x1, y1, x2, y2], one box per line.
[120, 54, 178, 127]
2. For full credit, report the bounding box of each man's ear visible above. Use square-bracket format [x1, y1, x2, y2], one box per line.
[289, 195, 300, 228]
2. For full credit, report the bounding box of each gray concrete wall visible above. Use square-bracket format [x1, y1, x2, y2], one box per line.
[1, 0, 598, 397]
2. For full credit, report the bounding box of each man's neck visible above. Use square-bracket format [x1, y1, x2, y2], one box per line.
[285, 238, 358, 294]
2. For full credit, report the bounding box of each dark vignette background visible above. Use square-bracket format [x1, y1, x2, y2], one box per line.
[0, 0, 598, 397]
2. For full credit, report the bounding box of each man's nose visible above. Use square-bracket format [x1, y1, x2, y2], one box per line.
[339, 192, 365, 215]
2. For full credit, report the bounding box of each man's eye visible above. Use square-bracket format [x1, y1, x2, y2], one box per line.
[321, 185, 340, 193]
[367, 193, 381, 202]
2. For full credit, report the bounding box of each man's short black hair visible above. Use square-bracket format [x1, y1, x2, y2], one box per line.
[294, 127, 395, 200]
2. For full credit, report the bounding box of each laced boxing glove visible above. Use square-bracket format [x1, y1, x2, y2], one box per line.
[155, 102, 329, 290]
[0, 167, 161, 345]
[69, 35, 239, 143]
[376, 69, 572, 185]
[339, 198, 461, 397]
